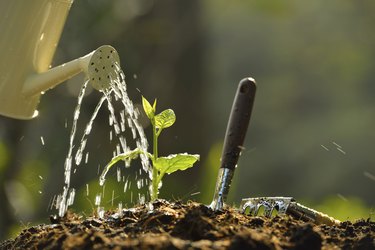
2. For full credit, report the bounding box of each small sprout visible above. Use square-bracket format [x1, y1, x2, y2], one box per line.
[142, 97, 156, 120]
[100, 96, 199, 201]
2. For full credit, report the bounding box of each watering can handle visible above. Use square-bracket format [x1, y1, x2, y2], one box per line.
[220, 78, 256, 170]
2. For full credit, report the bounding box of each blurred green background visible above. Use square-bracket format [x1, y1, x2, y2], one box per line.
[0, 0, 374, 240]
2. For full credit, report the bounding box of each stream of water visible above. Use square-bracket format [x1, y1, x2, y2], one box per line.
[56, 63, 150, 217]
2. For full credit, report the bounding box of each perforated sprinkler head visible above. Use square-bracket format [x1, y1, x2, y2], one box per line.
[86, 45, 120, 91]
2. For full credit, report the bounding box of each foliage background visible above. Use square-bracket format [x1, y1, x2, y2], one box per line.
[0, 0, 374, 239]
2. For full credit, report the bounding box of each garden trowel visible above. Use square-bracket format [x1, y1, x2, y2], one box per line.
[210, 77, 256, 211]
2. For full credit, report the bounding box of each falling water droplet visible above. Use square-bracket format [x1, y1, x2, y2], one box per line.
[118, 202, 123, 216]
[109, 116, 113, 126]
[95, 194, 101, 206]
[111, 190, 115, 207]
[85, 152, 89, 164]
[67, 189, 75, 206]
[102, 185, 106, 199]
[364, 171, 375, 181]
[117, 167, 121, 182]
[332, 141, 342, 148]
[139, 194, 145, 204]
[97, 164, 101, 175]
[337, 147, 346, 155]
[146, 202, 154, 211]
[337, 193, 348, 202]
[137, 179, 143, 189]
[97, 207, 105, 218]
[320, 144, 329, 151]
[49, 195, 57, 211]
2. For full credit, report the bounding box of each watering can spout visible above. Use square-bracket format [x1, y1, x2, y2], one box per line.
[0, 1, 121, 120]
[22, 52, 93, 97]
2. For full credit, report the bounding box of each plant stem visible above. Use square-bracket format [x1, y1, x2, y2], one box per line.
[151, 124, 159, 201]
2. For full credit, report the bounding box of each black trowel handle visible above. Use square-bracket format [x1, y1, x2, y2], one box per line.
[220, 78, 256, 170]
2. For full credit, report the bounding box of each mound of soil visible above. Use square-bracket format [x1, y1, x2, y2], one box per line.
[1, 200, 374, 249]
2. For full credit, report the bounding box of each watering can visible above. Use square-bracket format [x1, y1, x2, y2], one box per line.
[0, 0, 120, 119]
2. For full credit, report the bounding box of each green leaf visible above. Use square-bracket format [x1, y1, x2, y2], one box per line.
[155, 109, 176, 129]
[152, 99, 157, 111]
[142, 96, 155, 120]
[99, 148, 150, 186]
[154, 153, 199, 174]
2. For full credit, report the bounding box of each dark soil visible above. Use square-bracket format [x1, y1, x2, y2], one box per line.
[1, 200, 374, 250]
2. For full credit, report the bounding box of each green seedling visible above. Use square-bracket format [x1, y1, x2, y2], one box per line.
[100, 96, 199, 201]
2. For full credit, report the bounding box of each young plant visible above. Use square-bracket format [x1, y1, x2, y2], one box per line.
[99, 96, 199, 201]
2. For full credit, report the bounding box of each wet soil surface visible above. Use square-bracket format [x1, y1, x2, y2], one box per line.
[1, 200, 374, 249]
